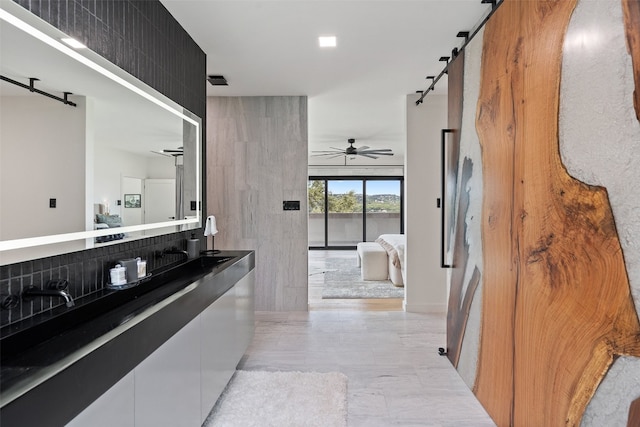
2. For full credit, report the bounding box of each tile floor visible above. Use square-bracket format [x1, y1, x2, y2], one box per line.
[239, 310, 496, 426]
[237, 250, 495, 425]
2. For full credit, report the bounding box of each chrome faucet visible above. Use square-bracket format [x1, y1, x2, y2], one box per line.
[22, 280, 75, 308]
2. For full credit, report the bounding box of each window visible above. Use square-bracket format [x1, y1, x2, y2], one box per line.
[308, 176, 404, 249]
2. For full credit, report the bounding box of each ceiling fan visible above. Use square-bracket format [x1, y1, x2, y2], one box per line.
[311, 138, 394, 159]
[152, 146, 183, 157]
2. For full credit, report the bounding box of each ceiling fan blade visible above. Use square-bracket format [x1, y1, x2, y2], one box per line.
[359, 148, 393, 153]
[358, 153, 379, 159]
[367, 152, 394, 156]
[356, 145, 370, 151]
[312, 150, 343, 154]
[151, 150, 175, 158]
[329, 147, 346, 151]
[311, 152, 341, 157]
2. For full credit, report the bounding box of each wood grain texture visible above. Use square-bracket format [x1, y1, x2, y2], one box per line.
[447, 52, 464, 203]
[474, 1, 640, 426]
[629, 397, 640, 427]
[623, 0, 640, 121]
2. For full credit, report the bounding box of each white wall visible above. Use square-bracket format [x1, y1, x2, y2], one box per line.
[405, 93, 447, 313]
[0, 96, 86, 240]
[146, 156, 176, 179]
[94, 145, 143, 217]
[121, 176, 143, 226]
[93, 145, 174, 220]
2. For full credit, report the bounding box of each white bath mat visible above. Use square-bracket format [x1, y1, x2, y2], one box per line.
[204, 370, 348, 427]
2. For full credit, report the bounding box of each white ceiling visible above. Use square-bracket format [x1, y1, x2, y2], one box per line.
[160, 0, 491, 167]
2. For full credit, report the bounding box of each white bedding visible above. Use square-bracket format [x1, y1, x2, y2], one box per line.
[375, 234, 405, 269]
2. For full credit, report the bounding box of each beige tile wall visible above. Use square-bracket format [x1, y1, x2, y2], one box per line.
[206, 97, 308, 311]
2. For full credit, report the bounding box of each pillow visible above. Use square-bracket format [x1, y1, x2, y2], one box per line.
[96, 214, 122, 227]
[376, 237, 402, 268]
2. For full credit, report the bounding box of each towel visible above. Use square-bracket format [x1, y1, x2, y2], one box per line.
[204, 215, 219, 236]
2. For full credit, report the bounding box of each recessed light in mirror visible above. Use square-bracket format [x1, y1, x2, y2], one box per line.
[318, 36, 336, 48]
[61, 37, 86, 49]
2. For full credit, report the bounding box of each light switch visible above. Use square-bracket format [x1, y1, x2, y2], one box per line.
[49, 198, 56, 208]
[283, 201, 300, 211]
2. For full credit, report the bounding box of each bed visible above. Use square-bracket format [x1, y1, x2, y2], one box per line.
[94, 204, 125, 243]
[374, 234, 406, 287]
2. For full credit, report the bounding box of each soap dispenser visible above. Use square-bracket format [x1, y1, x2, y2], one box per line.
[110, 264, 127, 286]
[187, 233, 199, 259]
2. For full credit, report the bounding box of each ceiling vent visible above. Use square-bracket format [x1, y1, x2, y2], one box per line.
[207, 75, 228, 86]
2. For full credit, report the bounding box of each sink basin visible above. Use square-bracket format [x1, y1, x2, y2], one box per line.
[0, 255, 235, 365]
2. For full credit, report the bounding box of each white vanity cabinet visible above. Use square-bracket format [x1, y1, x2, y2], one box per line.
[135, 315, 202, 427]
[66, 372, 135, 427]
[65, 268, 255, 427]
[234, 271, 256, 363]
[200, 270, 255, 422]
[200, 283, 236, 423]
[68, 316, 201, 427]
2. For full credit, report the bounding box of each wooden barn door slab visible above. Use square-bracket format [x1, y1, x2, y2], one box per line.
[473, 1, 640, 426]
[445, 51, 481, 368]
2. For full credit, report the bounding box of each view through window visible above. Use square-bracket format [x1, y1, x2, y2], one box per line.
[308, 177, 403, 248]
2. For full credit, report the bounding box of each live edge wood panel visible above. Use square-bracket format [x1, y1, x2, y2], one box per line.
[469, 1, 640, 426]
[629, 397, 640, 427]
[623, 0, 640, 121]
[445, 51, 482, 369]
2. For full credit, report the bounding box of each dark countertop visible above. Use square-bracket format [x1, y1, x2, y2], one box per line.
[0, 250, 255, 427]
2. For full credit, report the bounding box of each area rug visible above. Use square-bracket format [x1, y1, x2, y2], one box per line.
[320, 257, 404, 299]
[204, 370, 348, 427]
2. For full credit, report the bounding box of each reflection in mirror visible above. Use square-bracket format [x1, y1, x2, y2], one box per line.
[0, 3, 201, 265]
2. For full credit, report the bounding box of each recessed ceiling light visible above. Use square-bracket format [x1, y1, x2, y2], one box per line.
[61, 37, 86, 49]
[318, 36, 337, 48]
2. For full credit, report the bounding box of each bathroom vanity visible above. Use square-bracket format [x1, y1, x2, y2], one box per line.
[0, 251, 255, 427]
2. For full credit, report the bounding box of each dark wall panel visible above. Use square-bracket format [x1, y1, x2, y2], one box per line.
[12, 0, 206, 118]
[1, 0, 207, 326]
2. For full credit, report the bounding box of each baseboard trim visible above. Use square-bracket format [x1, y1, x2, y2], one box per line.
[403, 301, 447, 314]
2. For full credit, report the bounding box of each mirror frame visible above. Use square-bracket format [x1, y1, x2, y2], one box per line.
[0, 2, 201, 253]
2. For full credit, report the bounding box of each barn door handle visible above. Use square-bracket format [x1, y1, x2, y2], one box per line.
[441, 129, 453, 269]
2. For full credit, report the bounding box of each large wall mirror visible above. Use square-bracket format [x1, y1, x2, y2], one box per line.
[0, 2, 201, 265]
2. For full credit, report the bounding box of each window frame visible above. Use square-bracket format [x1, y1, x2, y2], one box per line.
[308, 175, 404, 250]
